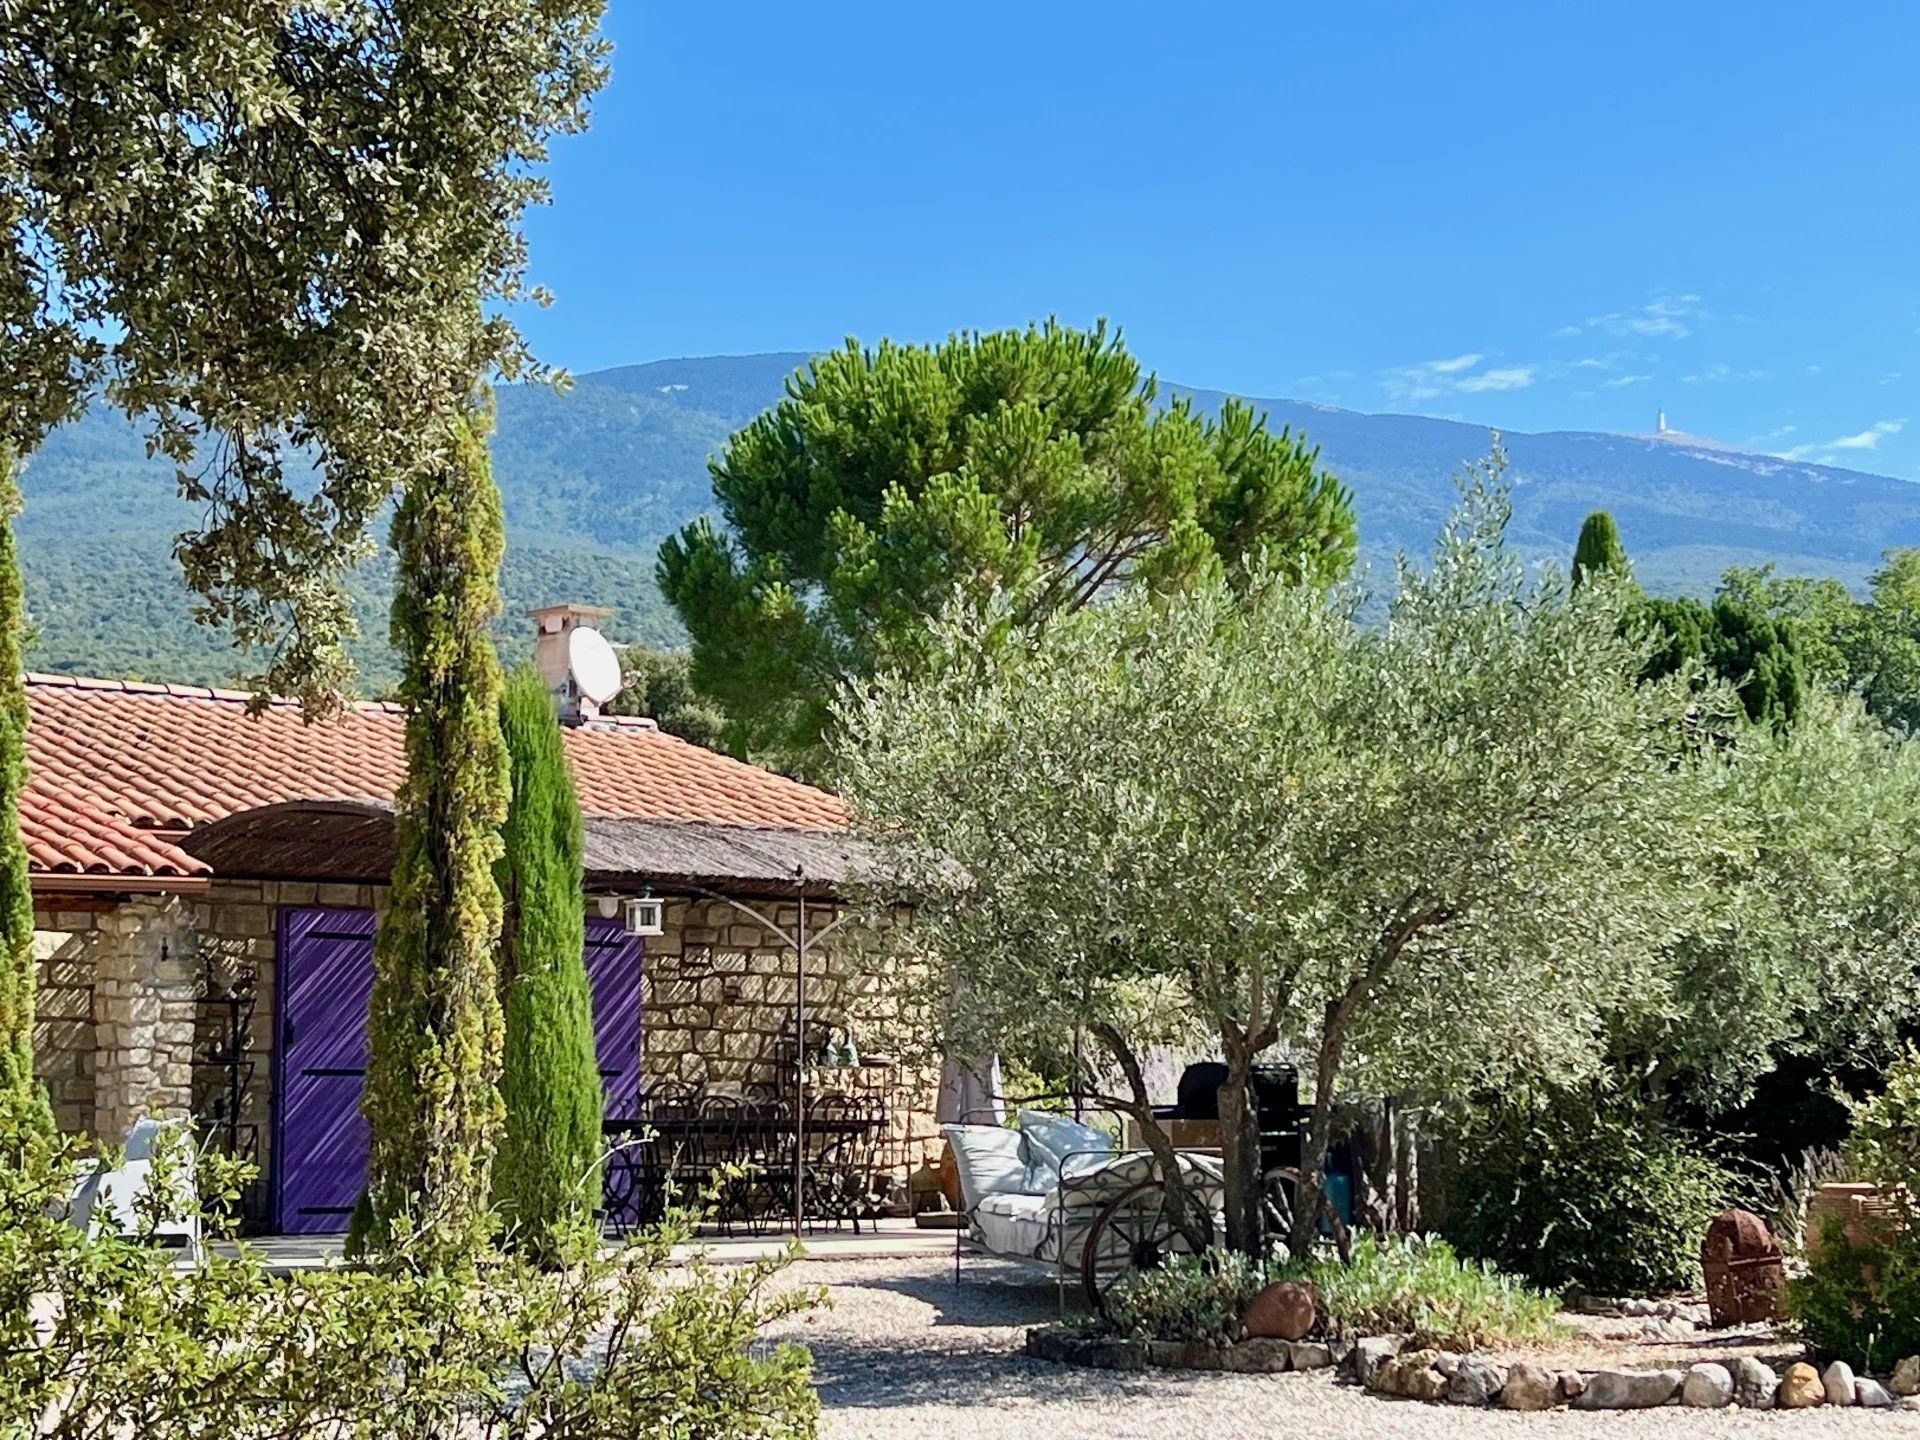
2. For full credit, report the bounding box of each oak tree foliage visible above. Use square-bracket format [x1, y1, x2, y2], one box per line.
[1727, 550, 1920, 733]
[0, 0, 609, 706]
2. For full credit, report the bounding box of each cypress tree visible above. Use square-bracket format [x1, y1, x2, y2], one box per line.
[353, 413, 510, 1264]
[1572, 510, 1630, 586]
[492, 667, 601, 1262]
[0, 452, 53, 1152]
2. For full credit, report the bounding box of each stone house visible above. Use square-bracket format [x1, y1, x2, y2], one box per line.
[25, 607, 935, 1233]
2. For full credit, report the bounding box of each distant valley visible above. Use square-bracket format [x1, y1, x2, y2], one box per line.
[19, 351, 1920, 691]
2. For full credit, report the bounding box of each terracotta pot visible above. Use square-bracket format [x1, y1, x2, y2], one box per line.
[938, 1140, 962, 1209]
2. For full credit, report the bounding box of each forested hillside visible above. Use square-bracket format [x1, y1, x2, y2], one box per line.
[18, 352, 1920, 690]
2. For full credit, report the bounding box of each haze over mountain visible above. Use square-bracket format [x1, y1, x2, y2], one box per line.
[19, 352, 1920, 691]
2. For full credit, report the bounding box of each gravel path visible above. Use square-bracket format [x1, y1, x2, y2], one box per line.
[764, 1255, 1920, 1439]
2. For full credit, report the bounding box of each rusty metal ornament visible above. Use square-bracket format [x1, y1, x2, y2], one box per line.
[1701, 1207, 1785, 1327]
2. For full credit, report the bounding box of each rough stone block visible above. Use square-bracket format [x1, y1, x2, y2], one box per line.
[1501, 1360, 1560, 1410]
[1779, 1362, 1824, 1408]
[1681, 1363, 1734, 1408]
[1572, 1369, 1682, 1410]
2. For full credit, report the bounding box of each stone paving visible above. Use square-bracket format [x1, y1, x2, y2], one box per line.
[763, 1255, 1920, 1439]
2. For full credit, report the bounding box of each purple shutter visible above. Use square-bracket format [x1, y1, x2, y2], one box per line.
[584, 917, 645, 1121]
[274, 906, 644, 1232]
[273, 907, 378, 1233]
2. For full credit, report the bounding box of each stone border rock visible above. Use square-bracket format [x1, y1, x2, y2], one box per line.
[1025, 1327, 1343, 1375]
[1032, 1323, 1920, 1414]
[1368, 1344, 1920, 1413]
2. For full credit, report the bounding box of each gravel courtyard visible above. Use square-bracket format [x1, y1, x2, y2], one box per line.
[763, 1255, 1920, 1439]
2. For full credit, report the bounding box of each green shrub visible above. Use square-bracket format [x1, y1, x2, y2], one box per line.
[1442, 1094, 1736, 1295]
[1787, 1219, 1920, 1372]
[1840, 1042, 1920, 1201]
[493, 667, 601, 1265]
[2, 1124, 821, 1438]
[1104, 1249, 1263, 1344]
[1288, 1234, 1565, 1352]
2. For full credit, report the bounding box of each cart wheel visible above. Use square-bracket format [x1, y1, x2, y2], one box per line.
[1080, 1180, 1212, 1316]
[1262, 1166, 1351, 1263]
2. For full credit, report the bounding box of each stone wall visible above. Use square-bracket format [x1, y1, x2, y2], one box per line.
[33, 880, 375, 1219]
[31, 881, 940, 1223]
[641, 897, 941, 1180]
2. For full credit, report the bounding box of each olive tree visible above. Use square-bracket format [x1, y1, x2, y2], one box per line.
[1611, 692, 1920, 1117]
[840, 457, 1714, 1257]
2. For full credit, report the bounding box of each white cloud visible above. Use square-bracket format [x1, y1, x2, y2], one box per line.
[1602, 373, 1653, 388]
[1454, 366, 1536, 393]
[1776, 418, 1906, 464]
[1381, 354, 1532, 403]
[1681, 363, 1770, 384]
[1832, 419, 1905, 450]
[1577, 292, 1707, 341]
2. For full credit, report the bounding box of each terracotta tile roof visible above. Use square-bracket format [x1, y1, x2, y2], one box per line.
[23, 672, 847, 883]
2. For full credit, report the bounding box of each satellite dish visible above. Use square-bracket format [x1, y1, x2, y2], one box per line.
[566, 626, 624, 706]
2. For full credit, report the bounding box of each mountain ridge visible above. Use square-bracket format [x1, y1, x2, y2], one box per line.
[16, 351, 1919, 691]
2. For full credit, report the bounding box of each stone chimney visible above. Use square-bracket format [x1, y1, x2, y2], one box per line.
[528, 602, 615, 724]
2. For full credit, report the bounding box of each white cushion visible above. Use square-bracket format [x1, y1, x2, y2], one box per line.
[942, 1124, 1027, 1210]
[973, 1190, 1053, 1259]
[1017, 1109, 1115, 1190]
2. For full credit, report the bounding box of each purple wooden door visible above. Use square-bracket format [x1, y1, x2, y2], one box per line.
[274, 907, 644, 1232]
[274, 907, 378, 1233]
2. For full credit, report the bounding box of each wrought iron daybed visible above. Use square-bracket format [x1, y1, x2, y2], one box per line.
[946, 1109, 1226, 1315]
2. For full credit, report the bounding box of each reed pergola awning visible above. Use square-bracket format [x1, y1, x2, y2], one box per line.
[176, 798, 882, 899]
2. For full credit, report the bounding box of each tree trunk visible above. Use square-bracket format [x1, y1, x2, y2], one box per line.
[1352, 1096, 1420, 1235]
[1090, 1021, 1210, 1253]
[1217, 1035, 1265, 1258]
[1393, 1102, 1420, 1233]
[1292, 1008, 1348, 1259]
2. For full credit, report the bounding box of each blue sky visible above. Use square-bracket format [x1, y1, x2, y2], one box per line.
[516, 2, 1920, 475]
